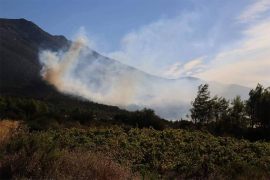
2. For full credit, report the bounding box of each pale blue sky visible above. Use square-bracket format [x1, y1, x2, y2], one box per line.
[0, 0, 248, 51]
[1, 0, 270, 87]
[1, 0, 189, 50]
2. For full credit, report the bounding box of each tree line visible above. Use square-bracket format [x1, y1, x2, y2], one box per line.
[1, 83, 269, 141]
[189, 84, 270, 141]
[0, 96, 167, 131]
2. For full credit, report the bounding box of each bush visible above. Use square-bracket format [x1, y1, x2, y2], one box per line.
[0, 149, 138, 180]
[0, 120, 23, 144]
[1, 126, 270, 179]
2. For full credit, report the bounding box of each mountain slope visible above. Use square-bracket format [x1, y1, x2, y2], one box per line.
[0, 18, 126, 115]
[0, 18, 251, 119]
[0, 18, 69, 97]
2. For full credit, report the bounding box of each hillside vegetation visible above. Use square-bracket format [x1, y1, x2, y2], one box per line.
[1, 83, 269, 142]
[1, 125, 270, 179]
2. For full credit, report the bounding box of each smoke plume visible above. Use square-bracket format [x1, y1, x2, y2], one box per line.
[39, 34, 144, 106]
[39, 34, 250, 120]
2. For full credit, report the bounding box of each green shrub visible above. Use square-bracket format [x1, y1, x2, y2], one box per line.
[1, 126, 270, 179]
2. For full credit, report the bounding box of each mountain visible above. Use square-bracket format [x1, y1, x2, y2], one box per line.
[0, 18, 251, 119]
[0, 18, 68, 98]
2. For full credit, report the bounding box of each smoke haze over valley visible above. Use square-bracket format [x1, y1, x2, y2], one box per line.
[38, 29, 251, 119]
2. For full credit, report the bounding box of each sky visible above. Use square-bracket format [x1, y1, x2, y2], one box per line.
[1, 0, 270, 88]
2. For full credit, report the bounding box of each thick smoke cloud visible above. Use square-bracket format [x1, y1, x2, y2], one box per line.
[39, 33, 250, 120]
[39, 36, 141, 106]
[41, 37, 86, 90]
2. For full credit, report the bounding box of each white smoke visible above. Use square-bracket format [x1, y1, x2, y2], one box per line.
[39, 32, 250, 120]
[39, 36, 142, 106]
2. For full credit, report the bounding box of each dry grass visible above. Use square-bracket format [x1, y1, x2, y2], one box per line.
[0, 149, 139, 180]
[0, 121, 139, 179]
[56, 150, 140, 180]
[0, 120, 21, 144]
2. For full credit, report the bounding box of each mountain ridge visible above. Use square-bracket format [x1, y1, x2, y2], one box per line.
[0, 18, 249, 86]
[0, 18, 251, 119]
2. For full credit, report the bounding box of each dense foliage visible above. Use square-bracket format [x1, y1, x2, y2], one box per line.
[1, 126, 270, 179]
[0, 95, 168, 131]
[190, 84, 270, 141]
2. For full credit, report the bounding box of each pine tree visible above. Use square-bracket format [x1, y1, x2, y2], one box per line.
[230, 95, 247, 128]
[190, 84, 211, 124]
[246, 84, 264, 128]
[212, 95, 229, 124]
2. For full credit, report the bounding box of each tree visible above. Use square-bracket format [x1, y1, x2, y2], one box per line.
[212, 95, 229, 124]
[130, 108, 165, 130]
[230, 95, 247, 128]
[190, 84, 211, 124]
[257, 87, 270, 129]
[246, 84, 264, 129]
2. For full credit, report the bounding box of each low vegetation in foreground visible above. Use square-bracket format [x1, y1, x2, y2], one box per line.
[1, 120, 270, 180]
